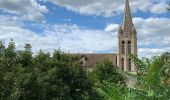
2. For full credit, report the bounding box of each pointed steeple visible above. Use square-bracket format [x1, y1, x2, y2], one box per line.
[120, 0, 135, 32]
[117, 0, 137, 73]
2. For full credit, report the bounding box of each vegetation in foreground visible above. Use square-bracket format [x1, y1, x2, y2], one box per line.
[0, 40, 170, 100]
[0, 41, 124, 100]
[97, 53, 170, 100]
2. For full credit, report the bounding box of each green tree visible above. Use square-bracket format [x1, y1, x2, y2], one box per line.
[96, 53, 170, 100]
[90, 59, 125, 84]
[0, 40, 18, 99]
[89, 59, 126, 100]
[0, 41, 94, 100]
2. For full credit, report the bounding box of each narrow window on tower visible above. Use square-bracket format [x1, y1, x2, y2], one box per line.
[128, 59, 131, 71]
[121, 58, 124, 70]
[121, 41, 125, 54]
[128, 41, 131, 54]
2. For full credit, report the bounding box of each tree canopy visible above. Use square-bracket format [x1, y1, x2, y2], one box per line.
[0, 41, 93, 100]
[0, 41, 126, 100]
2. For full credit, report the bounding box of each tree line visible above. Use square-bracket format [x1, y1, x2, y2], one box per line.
[1, 40, 170, 100]
[0, 41, 124, 100]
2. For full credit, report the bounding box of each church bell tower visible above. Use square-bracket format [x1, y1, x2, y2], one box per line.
[117, 0, 137, 72]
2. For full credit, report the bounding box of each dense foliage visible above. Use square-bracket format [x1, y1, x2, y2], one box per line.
[97, 53, 170, 100]
[1, 40, 169, 100]
[90, 59, 125, 84]
[0, 41, 125, 100]
[89, 59, 126, 100]
[0, 41, 94, 100]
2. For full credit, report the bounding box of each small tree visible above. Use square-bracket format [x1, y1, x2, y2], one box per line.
[90, 59, 125, 84]
[89, 59, 126, 99]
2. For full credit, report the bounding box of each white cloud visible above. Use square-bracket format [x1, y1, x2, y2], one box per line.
[136, 17, 170, 58]
[42, 24, 118, 53]
[150, 3, 167, 14]
[133, 17, 170, 46]
[48, 0, 168, 17]
[138, 47, 170, 58]
[0, 15, 117, 54]
[0, 0, 48, 22]
[105, 24, 119, 32]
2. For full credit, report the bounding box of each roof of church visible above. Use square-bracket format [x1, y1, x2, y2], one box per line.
[120, 0, 135, 31]
[66, 53, 117, 67]
[79, 53, 117, 67]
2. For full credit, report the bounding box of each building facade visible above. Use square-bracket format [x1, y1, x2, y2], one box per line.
[79, 0, 137, 72]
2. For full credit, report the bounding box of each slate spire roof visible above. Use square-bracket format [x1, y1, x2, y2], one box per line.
[120, 0, 135, 32]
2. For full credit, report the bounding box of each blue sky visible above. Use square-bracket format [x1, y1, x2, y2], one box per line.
[0, 0, 169, 58]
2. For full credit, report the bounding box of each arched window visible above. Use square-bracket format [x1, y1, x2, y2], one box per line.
[121, 58, 124, 70]
[128, 41, 131, 54]
[121, 41, 125, 54]
[128, 59, 131, 71]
